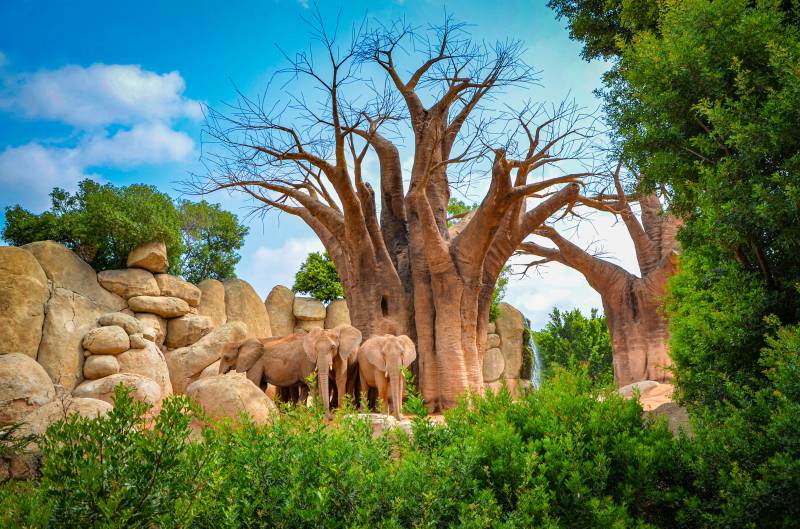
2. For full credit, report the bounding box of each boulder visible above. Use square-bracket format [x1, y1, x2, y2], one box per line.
[0, 246, 49, 357]
[129, 333, 147, 348]
[646, 402, 692, 436]
[73, 373, 161, 407]
[483, 347, 505, 382]
[224, 279, 270, 339]
[83, 355, 120, 380]
[197, 279, 226, 328]
[186, 373, 276, 425]
[126, 241, 168, 273]
[0, 353, 55, 425]
[199, 360, 221, 379]
[128, 296, 190, 318]
[37, 287, 107, 390]
[324, 299, 350, 329]
[155, 274, 201, 307]
[97, 312, 142, 336]
[19, 397, 112, 440]
[265, 285, 295, 336]
[495, 303, 524, 379]
[618, 380, 662, 399]
[164, 321, 248, 394]
[23, 241, 125, 310]
[293, 296, 326, 321]
[82, 326, 129, 355]
[166, 314, 212, 348]
[486, 333, 501, 349]
[295, 319, 324, 333]
[135, 313, 166, 347]
[97, 268, 160, 299]
[487, 322, 496, 334]
[116, 342, 172, 398]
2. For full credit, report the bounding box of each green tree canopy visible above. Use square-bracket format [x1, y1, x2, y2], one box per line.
[2, 180, 247, 283]
[292, 251, 344, 303]
[533, 307, 613, 385]
[177, 200, 249, 284]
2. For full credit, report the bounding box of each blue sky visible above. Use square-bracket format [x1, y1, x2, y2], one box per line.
[0, 0, 635, 328]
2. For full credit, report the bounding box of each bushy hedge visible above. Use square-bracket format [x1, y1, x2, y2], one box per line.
[2, 349, 799, 528]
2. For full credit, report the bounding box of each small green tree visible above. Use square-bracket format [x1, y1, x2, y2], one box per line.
[533, 307, 613, 385]
[176, 200, 249, 284]
[3, 180, 248, 283]
[293, 251, 344, 303]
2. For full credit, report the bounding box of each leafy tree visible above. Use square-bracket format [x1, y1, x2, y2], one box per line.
[489, 266, 510, 323]
[550, 0, 800, 404]
[533, 307, 613, 385]
[3, 180, 183, 271]
[176, 200, 249, 284]
[293, 251, 344, 303]
[2, 180, 248, 284]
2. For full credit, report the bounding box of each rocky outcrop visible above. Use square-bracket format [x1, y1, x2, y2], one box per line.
[36, 287, 106, 390]
[82, 326, 130, 355]
[155, 274, 201, 307]
[73, 373, 162, 407]
[83, 355, 120, 379]
[165, 321, 248, 394]
[224, 279, 270, 339]
[166, 315, 212, 348]
[186, 373, 275, 425]
[126, 241, 169, 273]
[128, 295, 190, 318]
[0, 247, 49, 358]
[482, 347, 505, 383]
[197, 279, 226, 328]
[116, 342, 172, 398]
[293, 296, 326, 321]
[0, 353, 55, 425]
[495, 303, 525, 381]
[324, 299, 350, 329]
[97, 268, 160, 299]
[23, 241, 125, 310]
[135, 313, 166, 347]
[265, 285, 295, 336]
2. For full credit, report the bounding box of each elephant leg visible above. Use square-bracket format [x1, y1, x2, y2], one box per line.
[298, 384, 309, 406]
[335, 371, 348, 408]
[375, 376, 389, 415]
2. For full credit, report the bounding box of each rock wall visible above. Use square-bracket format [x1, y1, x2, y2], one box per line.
[483, 302, 530, 394]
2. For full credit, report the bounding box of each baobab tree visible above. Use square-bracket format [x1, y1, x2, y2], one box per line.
[518, 163, 679, 386]
[192, 17, 597, 410]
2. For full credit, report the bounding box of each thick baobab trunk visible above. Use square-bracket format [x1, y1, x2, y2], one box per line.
[601, 274, 673, 386]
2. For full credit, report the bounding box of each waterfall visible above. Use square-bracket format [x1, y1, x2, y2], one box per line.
[529, 333, 542, 389]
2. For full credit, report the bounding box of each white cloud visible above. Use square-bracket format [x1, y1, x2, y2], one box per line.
[2, 63, 202, 127]
[0, 122, 195, 209]
[240, 237, 325, 300]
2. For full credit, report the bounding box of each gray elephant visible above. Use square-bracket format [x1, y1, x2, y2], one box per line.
[219, 324, 362, 414]
[357, 334, 416, 418]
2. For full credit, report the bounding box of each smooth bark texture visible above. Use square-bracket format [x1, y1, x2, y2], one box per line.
[194, 21, 593, 410]
[520, 170, 679, 386]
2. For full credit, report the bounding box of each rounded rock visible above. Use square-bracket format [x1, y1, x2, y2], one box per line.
[82, 326, 130, 355]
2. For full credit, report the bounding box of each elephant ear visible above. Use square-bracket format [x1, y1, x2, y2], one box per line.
[303, 328, 325, 363]
[235, 339, 264, 372]
[335, 324, 362, 361]
[398, 335, 417, 367]
[362, 336, 387, 371]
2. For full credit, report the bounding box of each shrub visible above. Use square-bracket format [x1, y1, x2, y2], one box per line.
[292, 251, 344, 303]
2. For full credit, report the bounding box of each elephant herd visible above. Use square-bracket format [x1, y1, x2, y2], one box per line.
[218, 325, 417, 418]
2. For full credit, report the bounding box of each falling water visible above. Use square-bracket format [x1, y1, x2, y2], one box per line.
[530, 334, 542, 389]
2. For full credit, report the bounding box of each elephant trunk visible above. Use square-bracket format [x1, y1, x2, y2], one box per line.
[389, 366, 403, 419]
[317, 358, 331, 415]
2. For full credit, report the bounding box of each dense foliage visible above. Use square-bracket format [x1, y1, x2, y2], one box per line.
[293, 251, 345, 303]
[2, 180, 247, 282]
[533, 308, 613, 385]
[550, 0, 800, 406]
[177, 200, 249, 284]
[3, 346, 798, 528]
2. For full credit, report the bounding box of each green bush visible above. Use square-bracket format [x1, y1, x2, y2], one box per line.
[533, 308, 614, 386]
[292, 251, 345, 303]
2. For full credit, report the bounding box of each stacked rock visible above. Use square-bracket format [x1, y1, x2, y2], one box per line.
[483, 303, 526, 395]
[264, 285, 351, 337]
[75, 310, 172, 408]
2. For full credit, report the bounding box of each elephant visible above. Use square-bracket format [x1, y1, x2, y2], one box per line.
[218, 324, 362, 414]
[357, 334, 416, 418]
